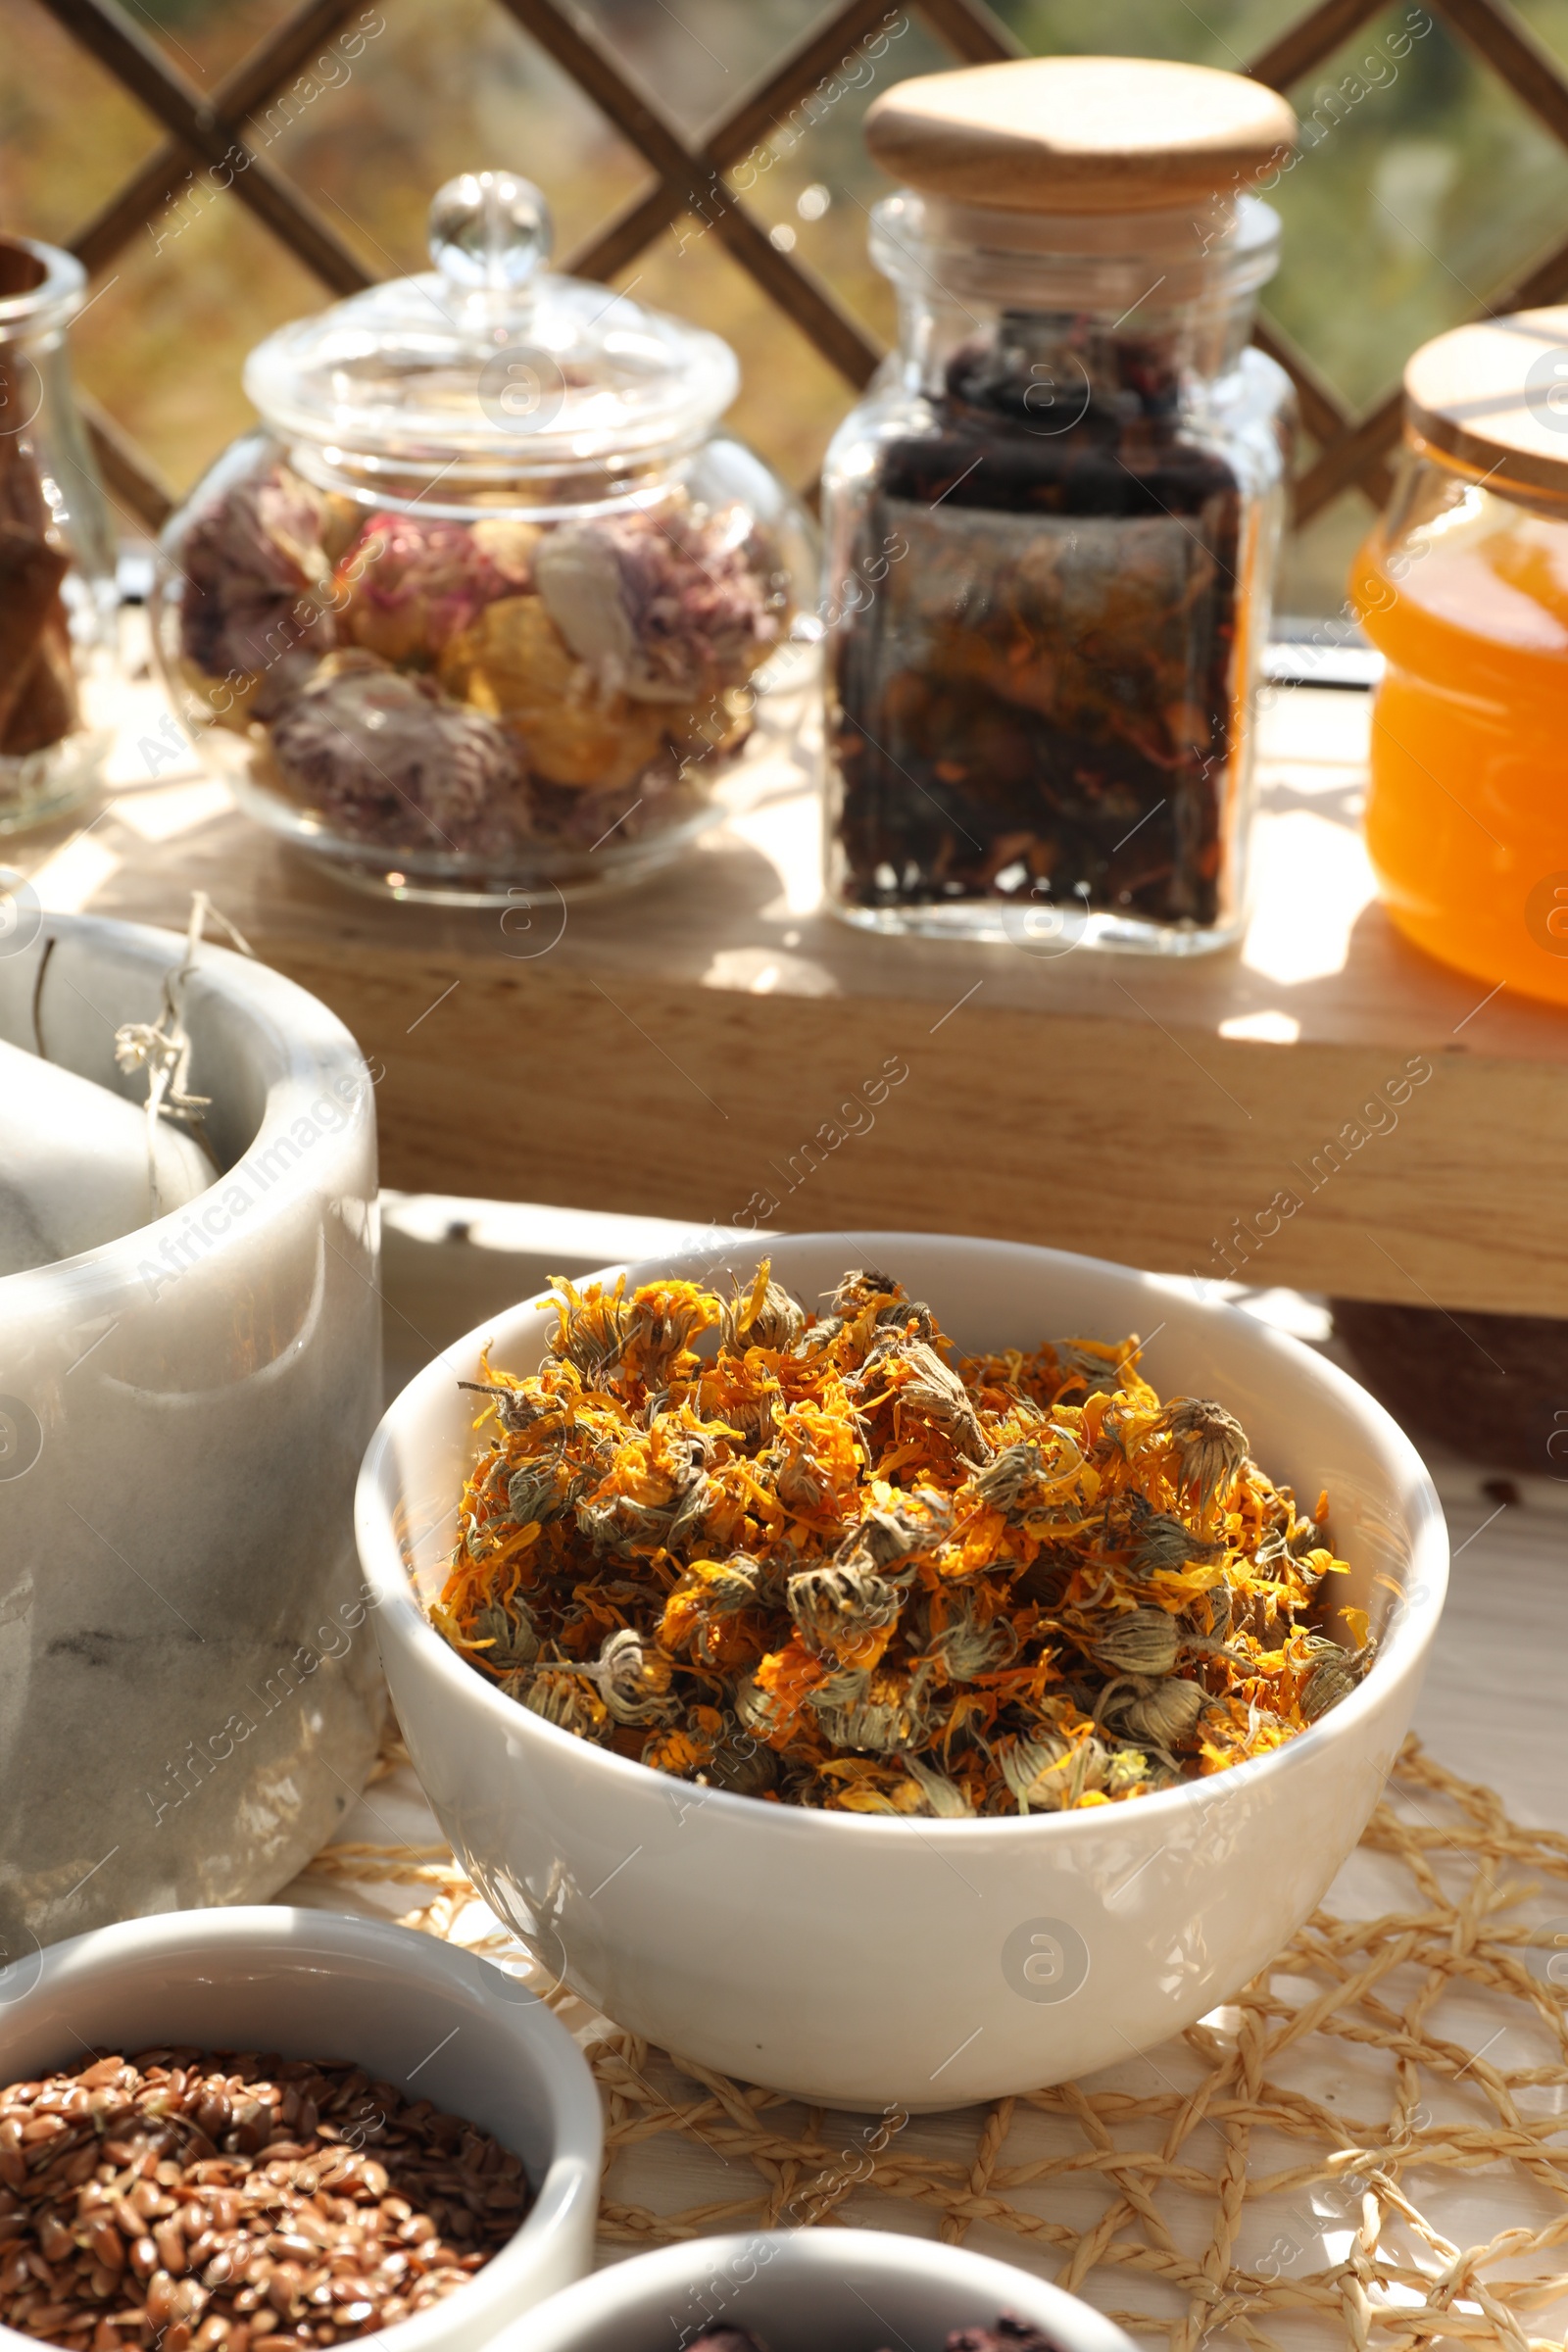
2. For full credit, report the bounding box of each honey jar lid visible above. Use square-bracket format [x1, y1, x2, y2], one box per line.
[1403, 308, 1568, 498]
[863, 56, 1297, 216]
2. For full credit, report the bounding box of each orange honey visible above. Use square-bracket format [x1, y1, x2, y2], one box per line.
[1353, 308, 1568, 1008]
[1354, 494, 1568, 1004]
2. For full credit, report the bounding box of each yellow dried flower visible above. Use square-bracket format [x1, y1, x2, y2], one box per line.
[434, 1263, 1365, 1813]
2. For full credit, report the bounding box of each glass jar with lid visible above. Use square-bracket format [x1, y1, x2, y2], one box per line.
[0, 235, 119, 835]
[1351, 308, 1568, 1005]
[821, 58, 1298, 952]
[151, 172, 815, 905]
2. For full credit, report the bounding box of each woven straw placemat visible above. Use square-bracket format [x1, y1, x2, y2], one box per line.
[295, 1737, 1568, 2352]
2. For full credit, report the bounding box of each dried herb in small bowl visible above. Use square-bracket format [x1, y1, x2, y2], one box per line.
[434, 1263, 1372, 1815]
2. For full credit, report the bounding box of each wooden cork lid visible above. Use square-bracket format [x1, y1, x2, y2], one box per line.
[1404, 308, 1568, 498]
[863, 56, 1298, 215]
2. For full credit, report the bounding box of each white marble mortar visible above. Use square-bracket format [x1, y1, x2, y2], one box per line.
[0, 907, 385, 1956]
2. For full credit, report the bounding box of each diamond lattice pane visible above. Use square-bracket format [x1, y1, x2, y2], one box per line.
[71, 200, 327, 498]
[0, 1, 164, 240]
[251, 0, 652, 280]
[996, 0, 1320, 65]
[1264, 4, 1568, 413]
[614, 219, 859, 486]
[572, 0, 831, 139]
[714, 6, 956, 351]
[1506, 0, 1568, 71]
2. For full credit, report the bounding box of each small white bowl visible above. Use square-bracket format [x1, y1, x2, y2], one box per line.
[0, 1906, 602, 2351]
[358, 1232, 1447, 2112]
[504, 2229, 1136, 2352]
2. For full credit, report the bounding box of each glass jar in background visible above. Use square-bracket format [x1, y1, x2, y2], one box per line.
[0, 236, 118, 835]
[822, 58, 1298, 952]
[151, 172, 816, 906]
[1352, 309, 1568, 1006]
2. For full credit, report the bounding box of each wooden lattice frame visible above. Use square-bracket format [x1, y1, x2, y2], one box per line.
[35, 0, 1568, 537]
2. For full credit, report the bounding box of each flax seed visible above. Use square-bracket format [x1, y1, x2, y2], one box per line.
[0, 2055, 528, 2352]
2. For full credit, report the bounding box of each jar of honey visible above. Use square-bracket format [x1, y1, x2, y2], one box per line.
[1353, 308, 1568, 1004]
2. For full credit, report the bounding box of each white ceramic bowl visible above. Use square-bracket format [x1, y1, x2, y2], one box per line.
[0, 1906, 602, 2350]
[358, 1233, 1447, 2111]
[504, 2230, 1135, 2352]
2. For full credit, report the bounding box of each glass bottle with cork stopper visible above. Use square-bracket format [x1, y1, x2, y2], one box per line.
[1351, 308, 1568, 1005]
[821, 57, 1298, 952]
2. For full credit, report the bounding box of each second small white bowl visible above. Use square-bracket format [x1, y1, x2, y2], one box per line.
[0, 1905, 603, 2352]
[504, 2230, 1135, 2352]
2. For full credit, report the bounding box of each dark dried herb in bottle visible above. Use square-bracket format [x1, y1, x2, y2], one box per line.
[825, 56, 1298, 947]
[829, 315, 1243, 933]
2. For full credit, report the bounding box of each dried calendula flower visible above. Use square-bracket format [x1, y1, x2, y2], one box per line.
[998, 1730, 1107, 1814]
[722, 1263, 808, 1353]
[1154, 1396, 1250, 1518]
[1088, 1607, 1181, 1678]
[1102, 1675, 1209, 1751]
[434, 1258, 1369, 1812]
[1297, 1631, 1377, 1722]
[787, 1559, 903, 1662]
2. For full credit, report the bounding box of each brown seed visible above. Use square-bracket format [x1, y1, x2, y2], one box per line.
[145, 2272, 177, 2328]
[86, 2225, 123, 2276]
[267, 2268, 302, 2318]
[153, 2229, 186, 2278]
[194, 2097, 230, 2145]
[37, 2219, 74, 2264]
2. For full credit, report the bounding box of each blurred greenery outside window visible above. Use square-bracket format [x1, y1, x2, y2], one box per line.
[4, 0, 1568, 613]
